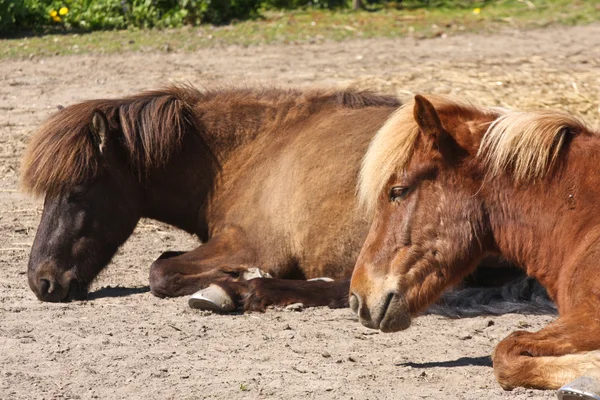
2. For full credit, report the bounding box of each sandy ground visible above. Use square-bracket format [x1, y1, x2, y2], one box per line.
[2, 23, 600, 399]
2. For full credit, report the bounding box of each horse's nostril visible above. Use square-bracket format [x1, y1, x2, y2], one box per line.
[39, 278, 51, 296]
[349, 293, 360, 314]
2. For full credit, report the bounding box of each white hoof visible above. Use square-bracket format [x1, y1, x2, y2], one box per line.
[285, 302, 304, 311]
[307, 277, 334, 282]
[558, 376, 600, 400]
[241, 267, 272, 281]
[188, 284, 235, 312]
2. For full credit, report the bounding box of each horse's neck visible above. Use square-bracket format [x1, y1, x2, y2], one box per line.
[485, 165, 600, 301]
[138, 97, 285, 238]
[487, 186, 562, 287]
[196, 97, 287, 162]
[138, 136, 215, 238]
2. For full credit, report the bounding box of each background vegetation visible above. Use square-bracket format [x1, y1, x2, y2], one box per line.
[1, 0, 598, 58]
[1, 0, 493, 35]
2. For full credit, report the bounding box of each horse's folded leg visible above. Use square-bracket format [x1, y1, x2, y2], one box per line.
[243, 278, 350, 312]
[190, 278, 351, 313]
[558, 372, 600, 400]
[494, 343, 600, 390]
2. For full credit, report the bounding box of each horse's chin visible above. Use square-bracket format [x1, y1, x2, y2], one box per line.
[379, 294, 412, 333]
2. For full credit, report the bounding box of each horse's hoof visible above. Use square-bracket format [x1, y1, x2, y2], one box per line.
[558, 376, 600, 400]
[307, 277, 334, 282]
[241, 267, 272, 281]
[188, 284, 235, 312]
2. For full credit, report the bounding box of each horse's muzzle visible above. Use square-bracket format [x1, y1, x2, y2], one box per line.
[350, 291, 411, 332]
[28, 265, 87, 302]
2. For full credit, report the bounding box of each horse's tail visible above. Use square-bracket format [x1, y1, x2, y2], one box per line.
[427, 276, 557, 318]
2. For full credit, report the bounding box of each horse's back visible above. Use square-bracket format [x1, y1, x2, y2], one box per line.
[209, 105, 396, 279]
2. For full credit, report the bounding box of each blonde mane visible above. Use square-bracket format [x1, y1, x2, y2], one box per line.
[359, 95, 591, 215]
[478, 111, 589, 182]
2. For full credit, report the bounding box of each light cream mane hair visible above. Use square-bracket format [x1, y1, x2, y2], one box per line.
[477, 110, 589, 182]
[359, 95, 591, 215]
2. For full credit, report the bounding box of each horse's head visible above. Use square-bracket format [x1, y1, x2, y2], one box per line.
[23, 88, 211, 302]
[351, 95, 595, 330]
[22, 105, 141, 302]
[350, 95, 499, 332]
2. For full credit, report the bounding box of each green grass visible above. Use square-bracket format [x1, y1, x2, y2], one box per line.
[1, 0, 598, 59]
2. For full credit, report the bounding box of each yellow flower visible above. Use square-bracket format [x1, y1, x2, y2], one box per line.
[52, 15, 62, 22]
[50, 10, 58, 17]
[473, 7, 481, 14]
[59, 7, 69, 16]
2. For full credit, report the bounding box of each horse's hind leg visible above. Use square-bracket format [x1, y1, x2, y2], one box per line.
[211, 278, 350, 311]
[149, 226, 257, 298]
[492, 312, 600, 390]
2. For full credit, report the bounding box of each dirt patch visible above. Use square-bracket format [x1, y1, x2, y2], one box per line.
[2, 24, 600, 399]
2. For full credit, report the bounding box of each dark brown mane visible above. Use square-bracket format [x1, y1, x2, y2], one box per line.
[199, 86, 399, 110]
[21, 85, 399, 197]
[21, 85, 205, 197]
[316, 88, 400, 109]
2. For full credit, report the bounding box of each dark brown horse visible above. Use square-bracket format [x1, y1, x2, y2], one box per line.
[349, 94, 600, 390]
[22, 85, 549, 315]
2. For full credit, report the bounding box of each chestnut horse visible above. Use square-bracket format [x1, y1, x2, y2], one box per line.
[349, 94, 600, 390]
[22, 85, 549, 315]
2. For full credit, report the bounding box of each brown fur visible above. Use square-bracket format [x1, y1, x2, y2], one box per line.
[350, 94, 600, 390]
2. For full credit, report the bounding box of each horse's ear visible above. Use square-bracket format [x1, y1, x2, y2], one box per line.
[413, 95, 445, 144]
[91, 110, 108, 154]
[413, 95, 462, 159]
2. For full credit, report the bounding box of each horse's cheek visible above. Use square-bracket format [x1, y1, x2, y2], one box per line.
[71, 237, 90, 261]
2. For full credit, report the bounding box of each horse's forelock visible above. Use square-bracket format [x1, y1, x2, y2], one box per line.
[358, 102, 420, 216]
[21, 86, 204, 197]
[21, 101, 103, 197]
[358, 95, 485, 216]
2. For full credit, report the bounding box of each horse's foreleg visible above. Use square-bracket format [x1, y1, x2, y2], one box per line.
[149, 226, 256, 297]
[496, 351, 600, 390]
[213, 278, 350, 312]
[493, 351, 600, 391]
[149, 257, 252, 297]
[492, 312, 600, 390]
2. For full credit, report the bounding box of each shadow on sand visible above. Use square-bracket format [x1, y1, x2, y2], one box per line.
[397, 355, 492, 369]
[87, 285, 151, 300]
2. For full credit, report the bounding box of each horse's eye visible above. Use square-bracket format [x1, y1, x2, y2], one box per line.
[67, 186, 88, 202]
[389, 186, 410, 202]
